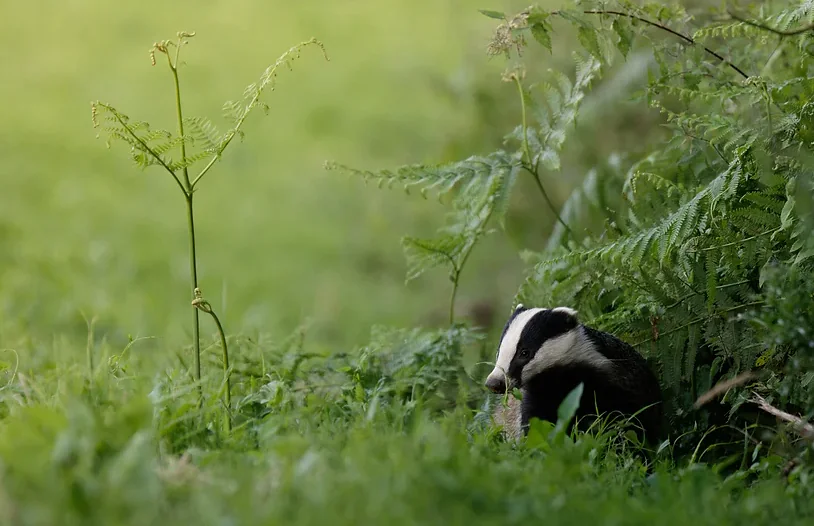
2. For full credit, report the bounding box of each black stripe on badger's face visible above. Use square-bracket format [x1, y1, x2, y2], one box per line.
[485, 306, 583, 392]
[507, 308, 578, 383]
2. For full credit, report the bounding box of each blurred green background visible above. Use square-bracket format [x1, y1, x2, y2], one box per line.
[0, 0, 636, 365]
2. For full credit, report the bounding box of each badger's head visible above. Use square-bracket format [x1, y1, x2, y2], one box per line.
[484, 304, 608, 394]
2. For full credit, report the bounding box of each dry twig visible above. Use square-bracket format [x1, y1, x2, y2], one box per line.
[694, 371, 757, 408]
[751, 392, 814, 441]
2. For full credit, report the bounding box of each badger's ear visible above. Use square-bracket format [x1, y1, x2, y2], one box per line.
[551, 306, 579, 321]
[511, 303, 526, 315]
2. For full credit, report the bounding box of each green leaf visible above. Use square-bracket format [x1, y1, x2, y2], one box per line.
[577, 26, 602, 61]
[525, 418, 554, 452]
[780, 177, 796, 230]
[612, 19, 633, 58]
[556, 382, 584, 424]
[401, 234, 464, 283]
[794, 245, 814, 266]
[530, 23, 552, 52]
[478, 9, 505, 20]
[759, 259, 772, 288]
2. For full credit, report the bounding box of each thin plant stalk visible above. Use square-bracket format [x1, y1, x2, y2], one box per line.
[512, 74, 572, 239]
[92, 33, 327, 426]
[192, 290, 232, 433]
[448, 208, 495, 325]
[83, 313, 97, 388]
[165, 37, 204, 395]
[184, 194, 202, 388]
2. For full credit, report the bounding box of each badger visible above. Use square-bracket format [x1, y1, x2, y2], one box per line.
[486, 304, 663, 444]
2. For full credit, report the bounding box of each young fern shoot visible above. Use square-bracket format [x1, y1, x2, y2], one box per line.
[326, 53, 598, 323]
[91, 31, 328, 432]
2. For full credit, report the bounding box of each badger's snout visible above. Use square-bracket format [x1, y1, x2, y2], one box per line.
[485, 375, 507, 394]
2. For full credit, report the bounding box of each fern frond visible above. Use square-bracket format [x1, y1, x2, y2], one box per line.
[151, 136, 185, 156]
[183, 116, 225, 152]
[508, 53, 601, 171]
[169, 151, 214, 172]
[327, 151, 520, 220]
[624, 171, 681, 201]
[222, 39, 328, 130]
[401, 235, 464, 283]
[729, 207, 781, 234]
[740, 192, 785, 214]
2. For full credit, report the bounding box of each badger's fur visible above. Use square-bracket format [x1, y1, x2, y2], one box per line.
[487, 305, 663, 444]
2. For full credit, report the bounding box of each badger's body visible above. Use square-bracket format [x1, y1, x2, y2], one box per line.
[486, 305, 663, 444]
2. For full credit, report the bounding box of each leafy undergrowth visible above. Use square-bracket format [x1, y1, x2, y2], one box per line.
[0, 326, 812, 526]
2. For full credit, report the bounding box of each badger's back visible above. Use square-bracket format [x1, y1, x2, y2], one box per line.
[521, 325, 663, 442]
[485, 306, 664, 444]
[491, 324, 663, 443]
[584, 325, 663, 431]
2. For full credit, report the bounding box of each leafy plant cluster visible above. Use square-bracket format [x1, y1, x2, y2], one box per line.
[328, 0, 814, 466]
[92, 32, 329, 435]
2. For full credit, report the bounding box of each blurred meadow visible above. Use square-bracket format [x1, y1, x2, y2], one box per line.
[0, 0, 546, 360]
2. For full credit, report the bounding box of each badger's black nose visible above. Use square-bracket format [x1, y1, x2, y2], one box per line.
[485, 376, 506, 393]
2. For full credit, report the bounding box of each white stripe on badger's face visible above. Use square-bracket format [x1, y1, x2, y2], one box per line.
[486, 306, 614, 389]
[520, 326, 612, 384]
[486, 307, 544, 387]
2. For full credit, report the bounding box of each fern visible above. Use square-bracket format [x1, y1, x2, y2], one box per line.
[326, 54, 600, 321]
[319, 0, 814, 455]
[92, 32, 328, 431]
[508, 53, 602, 172]
[93, 37, 328, 191]
[479, 1, 814, 443]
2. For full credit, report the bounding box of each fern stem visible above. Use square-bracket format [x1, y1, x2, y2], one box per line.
[690, 228, 780, 253]
[199, 305, 232, 434]
[525, 164, 573, 238]
[169, 51, 193, 193]
[558, 10, 750, 80]
[191, 155, 218, 189]
[448, 207, 497, 325]
[448, 273, 459, 325]
[633, 300, 764, 347]
[512, 75, 532, 167]
[511, 70, 573, 238]
[727, 11, 814, 37]
[665, 279, 751, 311]
[168, 41, 203, 399]
[185, 195, 203, 391]
[191, 39, 328, 190]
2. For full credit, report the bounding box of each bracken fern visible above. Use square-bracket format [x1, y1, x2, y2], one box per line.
[328, 0, 814, 464]
[92, 32, 328, 435]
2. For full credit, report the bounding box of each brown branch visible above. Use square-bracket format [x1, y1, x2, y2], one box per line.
[694, 370, 757, 408]
[751, 392, 814, 441]
[728, 11, 814, 36]
[556, 9, 750, 80]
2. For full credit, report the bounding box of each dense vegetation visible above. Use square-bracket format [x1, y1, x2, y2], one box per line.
[2, 0, 814, 524]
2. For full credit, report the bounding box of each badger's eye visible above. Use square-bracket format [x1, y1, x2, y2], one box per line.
[519, 349, 529, 359]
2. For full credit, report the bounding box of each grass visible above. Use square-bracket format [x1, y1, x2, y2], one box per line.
[2, 0, 813, 524]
